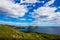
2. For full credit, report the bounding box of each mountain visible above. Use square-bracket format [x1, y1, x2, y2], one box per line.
[0, 24, 60, 40]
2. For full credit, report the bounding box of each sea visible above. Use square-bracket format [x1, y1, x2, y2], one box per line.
[16, 27, 60, 35]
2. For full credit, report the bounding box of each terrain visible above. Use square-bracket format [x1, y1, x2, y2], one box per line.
[0, 24, 60, 40]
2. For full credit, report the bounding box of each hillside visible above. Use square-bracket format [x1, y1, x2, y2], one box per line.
[0, 25, 60, 40]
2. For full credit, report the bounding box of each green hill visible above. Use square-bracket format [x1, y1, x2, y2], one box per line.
[0, 25, 60, 40]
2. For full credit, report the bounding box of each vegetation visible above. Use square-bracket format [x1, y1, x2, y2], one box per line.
[26, 26, 38, 32]
[0, 24, 60, 40]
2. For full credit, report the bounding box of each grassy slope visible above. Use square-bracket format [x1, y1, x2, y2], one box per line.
[0, 25, 60, 40]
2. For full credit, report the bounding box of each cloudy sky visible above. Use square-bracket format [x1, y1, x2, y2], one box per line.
[0, 0, 60, 26]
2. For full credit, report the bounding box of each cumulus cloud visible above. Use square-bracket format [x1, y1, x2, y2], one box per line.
[34, 7, 57, 20]
[0, 0, 60, 26]
[44, 0, 55, 6]
[0, 0, 28, 18]
[30, 0, 60, 26]
[20, 0, 38, 3]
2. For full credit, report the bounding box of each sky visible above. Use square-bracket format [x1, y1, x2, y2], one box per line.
[0, 0, 60, 26]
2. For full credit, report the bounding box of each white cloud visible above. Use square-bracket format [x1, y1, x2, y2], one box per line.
[33, 7, 60, 22]
[44, 0, 55, 6]
[20, 0, 38, 3]
[0, 20, 31, 26]
[34, 7, 57, 20]
[55, 12, 60, 23]
[19, 18, 26, 20]
[0, 0, 28, 18]
[30, 0, 60, 26]
[0, 0, 60, 26]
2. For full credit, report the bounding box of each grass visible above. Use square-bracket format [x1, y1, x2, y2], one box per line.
[0, 24, 60, 40]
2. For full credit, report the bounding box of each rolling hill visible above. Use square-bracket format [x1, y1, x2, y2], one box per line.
[0, 24, 60, 40]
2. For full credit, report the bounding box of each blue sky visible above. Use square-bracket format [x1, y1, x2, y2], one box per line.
[0, 0, 60, 26]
